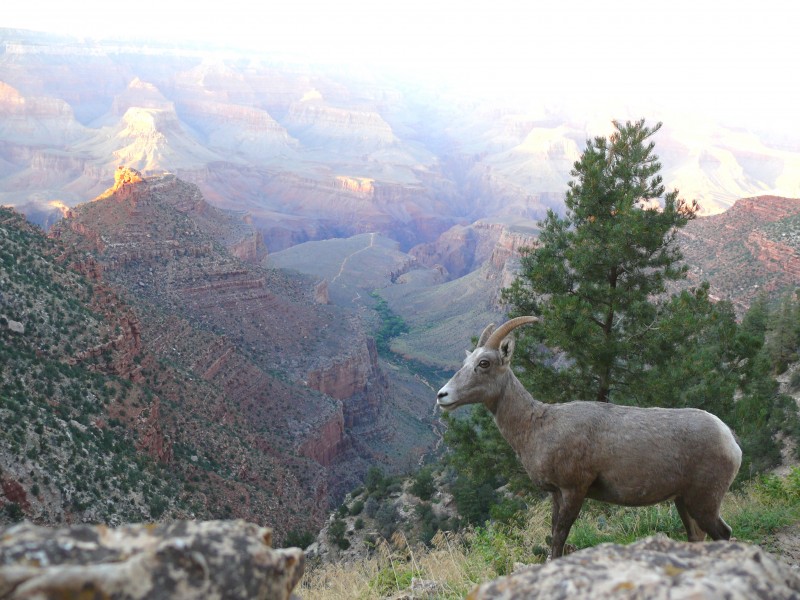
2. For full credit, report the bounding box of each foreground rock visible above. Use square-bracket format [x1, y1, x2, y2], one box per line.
[469, 535, 800, 600]
[0, 520, 303, 599]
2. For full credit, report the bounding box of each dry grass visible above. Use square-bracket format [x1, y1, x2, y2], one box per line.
[298, 475, 800, 598]
[299, 503, 551, 599]
[299, 531, 478, 600]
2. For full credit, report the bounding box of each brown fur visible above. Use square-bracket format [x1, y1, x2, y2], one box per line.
[437, 320, 742, 559]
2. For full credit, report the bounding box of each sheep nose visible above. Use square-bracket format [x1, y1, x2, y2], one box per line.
[437, 390, 448, 400]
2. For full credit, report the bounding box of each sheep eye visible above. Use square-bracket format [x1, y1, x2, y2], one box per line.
[478, 359, 490, 368]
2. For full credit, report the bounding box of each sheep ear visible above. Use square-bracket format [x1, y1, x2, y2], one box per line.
[499, 337, 515, 364]
[477, 323, 496, 347]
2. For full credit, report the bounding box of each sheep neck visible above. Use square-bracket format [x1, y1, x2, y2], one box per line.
[487, 371, 545, 452]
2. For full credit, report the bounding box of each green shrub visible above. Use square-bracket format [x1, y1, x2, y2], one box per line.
[364, 496, 379, 518]
[4, 502, 24, 522]
[375, 502, 399, 539]
[284, 529, 316, 549]
[365, 466, 386, 493]
[790, 370, 800, 392]
[411, 466, 435, 501]
[349, 499, 364, 516]
[335, 537, 351, 550]
[328, 517, 348, 549]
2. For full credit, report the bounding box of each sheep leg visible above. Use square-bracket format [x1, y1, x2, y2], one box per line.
[695, 515, 733, 541]
[550, 490, 562, 540]
[682, 494, 732, 541]
[550, 489, 584, 559]
[674, 497, 706, 542]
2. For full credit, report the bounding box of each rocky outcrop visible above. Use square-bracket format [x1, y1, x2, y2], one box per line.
[411, 221, 537, 281]
[0, 520, 304, 600]
[468, 535, 800, 600]
[488, 227, 538, 271]
[0, 81, 86, 145]
[67, 308, 144, 381]
[314, 279, 330, 304]
[134, 398, 174, 464]
[283, 100, 397, 148]
[298, 407, 347, 467]
[307, 343, 373, 402]
[228, 231, 268, 263]
[410, 224, 481, 278]
[306, 333, 386, 427]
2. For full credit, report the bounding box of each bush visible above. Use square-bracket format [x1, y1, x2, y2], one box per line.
[364, 496, 379, 518]
[451, 476, 497, 526]
[411, 466, 435, 501]
[284, 529, 315, 549]
[349, 499, 364, 516]
[328, 517, 348, 549]
[790, 370, 800, 392]
[365, 466, 385, 493]
[375, 501, 399, 539]
[4, 502, 24, 522]
[335, 537, 351, 550]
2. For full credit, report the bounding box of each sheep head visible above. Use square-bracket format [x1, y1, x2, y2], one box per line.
[436, 317, 538, 411]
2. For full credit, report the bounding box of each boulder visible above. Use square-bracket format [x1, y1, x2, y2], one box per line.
[0, 520, 303, 599]
[468, 535, 800, 600]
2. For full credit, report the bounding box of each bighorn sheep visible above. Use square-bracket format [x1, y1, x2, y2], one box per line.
[436, 316, 742, 559]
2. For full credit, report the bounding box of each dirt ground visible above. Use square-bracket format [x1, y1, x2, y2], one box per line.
[774, 525, 800, 569]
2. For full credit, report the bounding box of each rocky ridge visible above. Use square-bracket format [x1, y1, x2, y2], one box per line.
[32, 169, 402, 536]
[678, 195, 800, 312]
[0, 206, 192, 526]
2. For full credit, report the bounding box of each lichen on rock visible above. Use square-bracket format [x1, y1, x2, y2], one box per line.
[0, 519, 304, 599]
[468, 535, 800, 600]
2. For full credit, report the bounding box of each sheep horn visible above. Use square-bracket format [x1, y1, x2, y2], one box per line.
[484, 316, 539, 349]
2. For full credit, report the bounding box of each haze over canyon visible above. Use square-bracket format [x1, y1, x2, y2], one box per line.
[3, 28, 800, 239]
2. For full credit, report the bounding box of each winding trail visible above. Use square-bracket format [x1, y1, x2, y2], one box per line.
[330, 232, 376, 284]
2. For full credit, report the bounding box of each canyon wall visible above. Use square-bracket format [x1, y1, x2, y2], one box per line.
[48, 171, 395, 532]
[678, 195, 800, 311]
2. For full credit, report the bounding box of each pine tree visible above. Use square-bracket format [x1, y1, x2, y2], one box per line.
[766, 290, 800, 373]
[503, 120, 697, 403]
[443, 121, 800, 521]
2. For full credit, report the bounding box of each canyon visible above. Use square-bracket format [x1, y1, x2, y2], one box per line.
[2, 28, 800, 546]
[0, 167, 439, 540]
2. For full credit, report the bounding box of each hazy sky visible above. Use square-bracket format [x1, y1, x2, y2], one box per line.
[4, 0, 798, 135]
